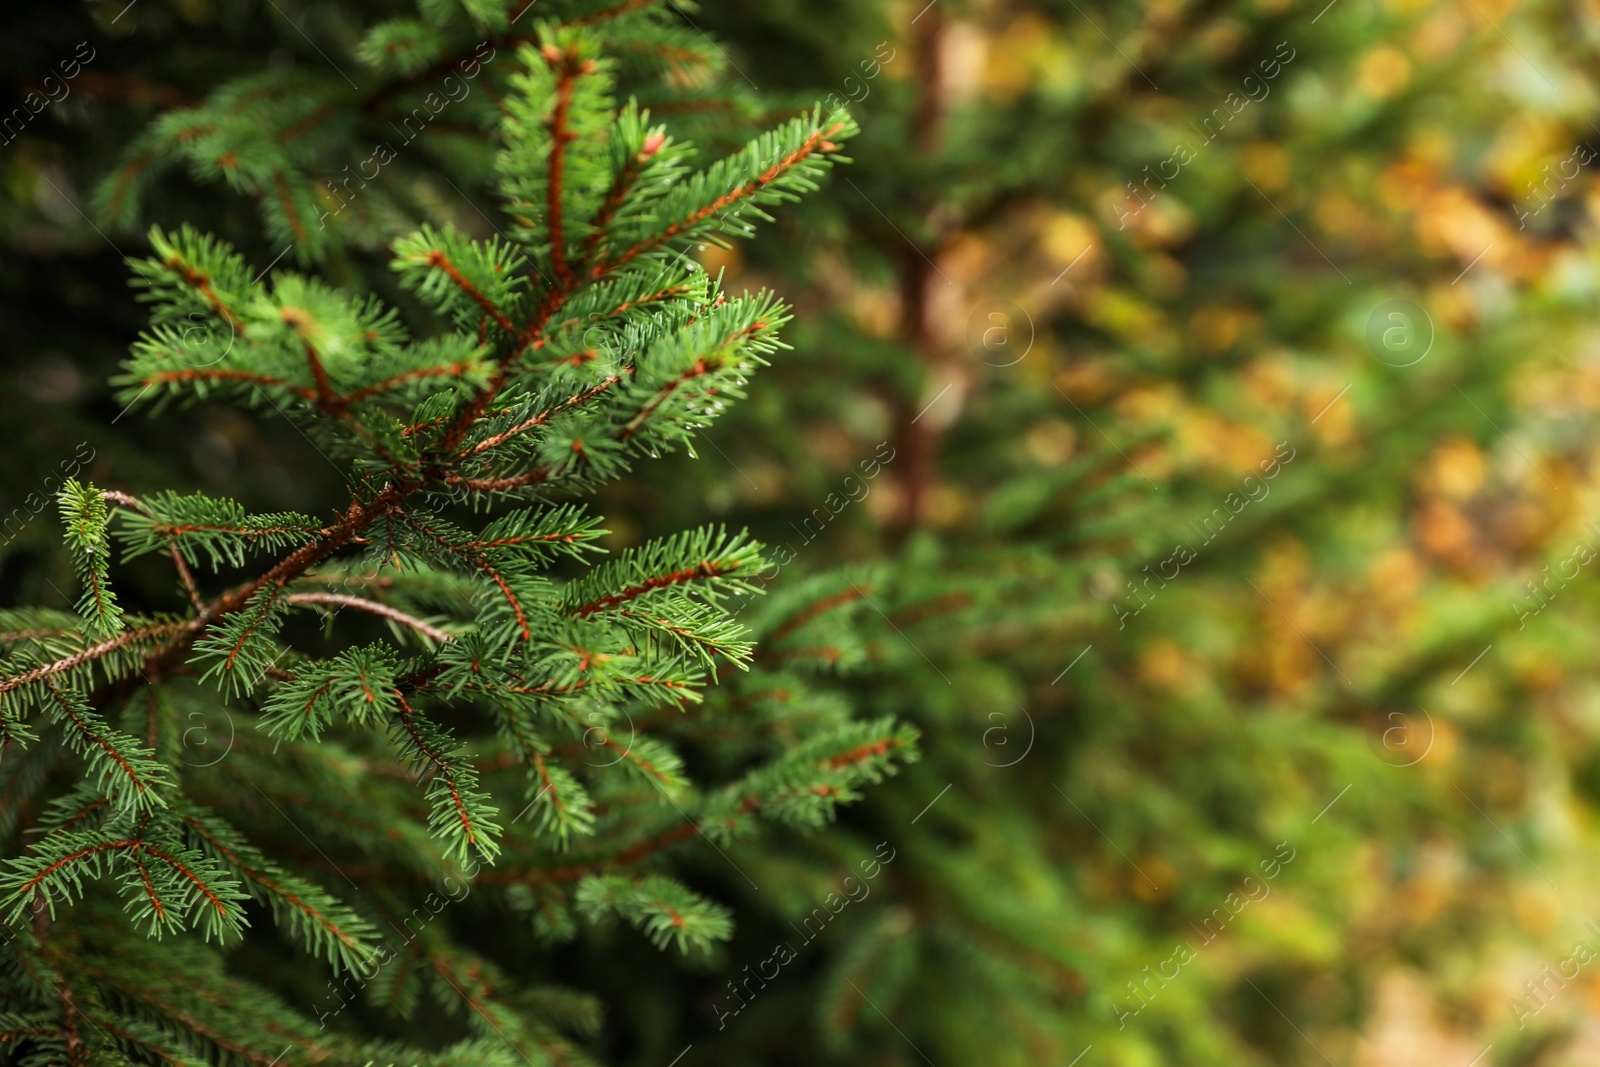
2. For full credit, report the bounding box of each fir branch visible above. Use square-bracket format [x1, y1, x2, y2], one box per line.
[180, 812, 377, 972]
[574, 873, 731, 954]
[0, 620, 193, 702]
[434, 250, 518, 335]
[0, 30, 905, 1059]
[597, 113, 854, 275]
[460, 374, 623, 458]
[390, 692, 503, 865]
[114, 492, 322, 572]
[565, 527, 763, 618]
[343, 358, 484, 404]
[58, 482, 124, 639]
[132, 367, 317, 399]
[40, 680, 171, 815]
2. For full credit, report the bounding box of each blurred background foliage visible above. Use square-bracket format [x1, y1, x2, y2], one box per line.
[8, 0, 1600, 1063]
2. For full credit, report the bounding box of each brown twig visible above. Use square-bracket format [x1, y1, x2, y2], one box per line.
[285, 592, 454, 644]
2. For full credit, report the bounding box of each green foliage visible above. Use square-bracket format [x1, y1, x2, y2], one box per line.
[575, 873, 733, 954]
[116, 492, 322, 570]
[91, 0, 766, 265]
[57, 480, 122, 639]
[0, 13, 912, 1065]
[28, 0, 1599, 1062]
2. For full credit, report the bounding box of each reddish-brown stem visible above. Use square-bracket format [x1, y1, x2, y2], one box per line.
[0, 621, 192, 698]
[132, 857, 167, 921]
[344, 360, 477, 403]
[57, 969, 83, 1067]
[213, 495, 381, 618]
[164, 256, 243, 336]
[65, 960, 294, 1066]
[762, 586, 867, 647]
[298, 335, 344, 412]
[142, 844, 230, 918]
[271, 172, 309, 246]
[577, 135, 667, 270]
[277, 102, 335, 143]
[285, 592, 454, 643]
[169, 546, 205, 612]
[100, 491, 207, 615]
[572, 561, 727, 618]
[544, 48, 581, 287]
[17, 841, 136, 895]
[462, 374, 621, 458]
[42, 679, 150, 797]
[425, 250, 518, 336]
[393, 691, 479, 846]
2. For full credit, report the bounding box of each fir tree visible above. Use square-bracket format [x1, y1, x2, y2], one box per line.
[15, 0, 1600, 1064]
[0, 26, 915, 1066]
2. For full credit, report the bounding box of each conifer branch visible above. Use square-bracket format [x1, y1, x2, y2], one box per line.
[100, 491, 206, 612]
[66, 961, 295, 1067]
[40, 680, 158, 807]
[290, 330, 344, 412]
[0, 620, 193, 699]
[271, 172, 309, 246]
[137, 368, 317, 398]
[396, 511, 530, 640]
[422, 250, 519, 336]
[572, 562, 727, 618]
[180, 813, 373, 968]
[460, 373, 623, 458]
[391, 691, 500, 863]
[161, 255, 242, 336]
[55, 970, 83, 1067]
[761, 586, 869, 647]
[576, 136, 659, 270]
[599, 120, 849, 275]
[1, 30, 907, 1062]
